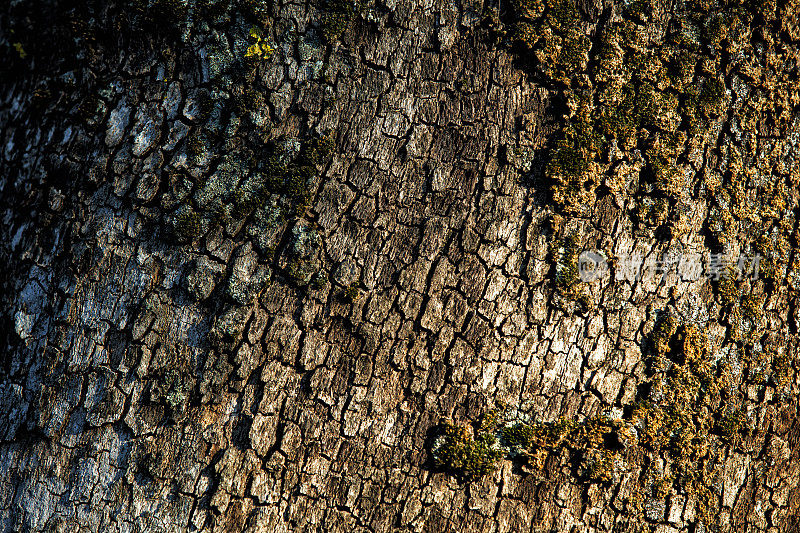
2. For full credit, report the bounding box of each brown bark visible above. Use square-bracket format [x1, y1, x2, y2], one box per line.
[1, 0, 799, 532]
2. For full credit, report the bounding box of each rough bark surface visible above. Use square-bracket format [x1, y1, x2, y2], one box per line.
[1, 0, 800, 532]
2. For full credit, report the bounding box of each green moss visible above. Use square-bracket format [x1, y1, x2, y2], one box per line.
[550, 137, 591, 179]
[281, 165, 315, 204]
[230, 188, 256, 220]
[645, 150, 679, 194]
[716, 268, 739, 306]
[303, 134, 336, 166]
[286, 259, 317, 286]
[650, 472, 675, 499]
[634, 82, 661, 126]
[432, 420, 504, 482]
[508, 0, 544, 20]
[554, 235, 580, 288]
[547, 0, 581, 27]
[671, 50, 698, 83]
[340, 285, 360, 303]
[772, 352, 793, 389]
[169, 133, 332, 256]
[493, 0, 797, 524]
[699, 77, 725, 115]
[499, 415, 625, 482]
[174, 208, 201, 243]
[629, 322, 744, 522]
[715, 409, 747, 440]
[754, 233, 789, 288]
[319, 0, 366, 42]
[256, 136, 333, 207]
[584, 449, 616, 483]
[597, 87, 637, 146]
[508, 0, 589, 87]
[741, 293, 763, 321]
[546, 109, 603, 213]
[500, 422, 535, 449]
[433, 404, 641, 485]
[503, 0, 781, 255]
[651, 313, 676, 356]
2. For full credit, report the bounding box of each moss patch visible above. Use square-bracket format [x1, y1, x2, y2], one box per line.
[432, 408, 630, 484]
[318, 0, 367, 42]
[431, 418, 504, 482]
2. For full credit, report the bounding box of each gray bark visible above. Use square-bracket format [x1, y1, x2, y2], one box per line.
[1, 0, 799, 532]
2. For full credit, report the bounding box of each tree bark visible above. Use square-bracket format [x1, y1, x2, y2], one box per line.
[1, 0, 799, 532]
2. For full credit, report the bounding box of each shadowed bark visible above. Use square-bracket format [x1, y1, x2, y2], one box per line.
[1, 0, 800, 531]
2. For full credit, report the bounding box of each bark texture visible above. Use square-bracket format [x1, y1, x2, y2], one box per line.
[1, 0, 800, 532]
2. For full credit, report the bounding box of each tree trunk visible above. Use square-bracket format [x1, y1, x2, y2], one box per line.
[1, 0, 799, 531]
